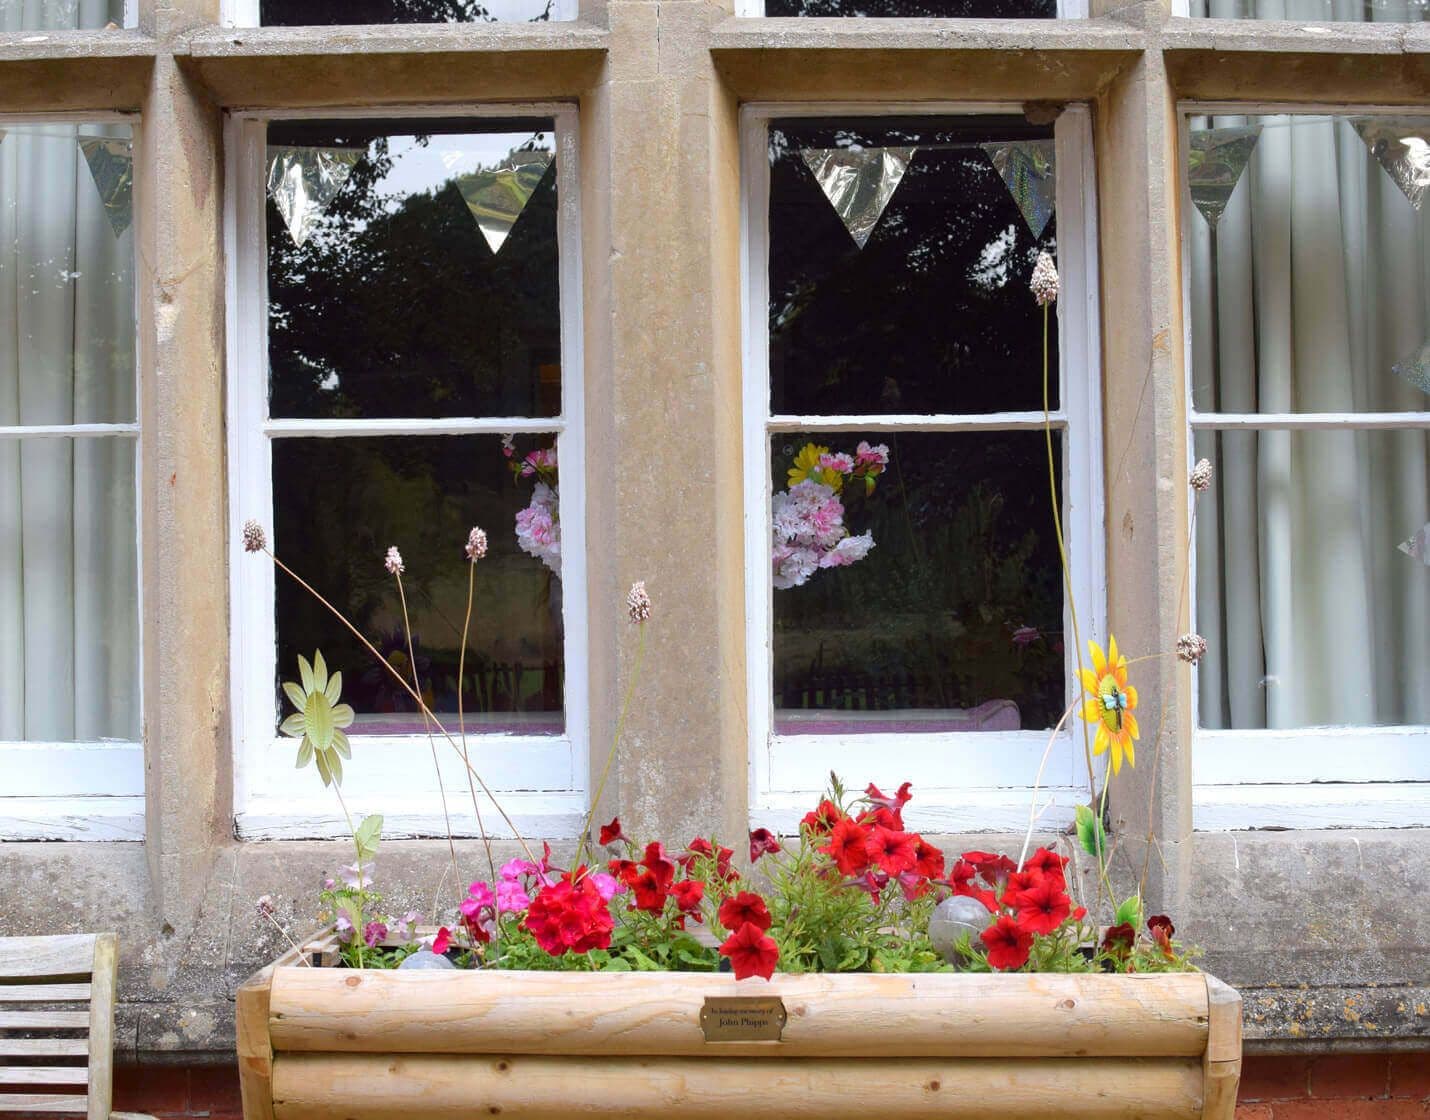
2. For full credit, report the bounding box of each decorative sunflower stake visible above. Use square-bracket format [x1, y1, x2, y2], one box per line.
[1078, 637, 1140, 776]
[280, 650, 356, 788]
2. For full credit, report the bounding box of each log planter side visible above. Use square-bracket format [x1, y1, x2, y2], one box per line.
[237, 939, 1242, 1120]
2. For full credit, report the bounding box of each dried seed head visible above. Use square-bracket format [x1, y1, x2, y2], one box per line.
[242, 520, 267, 553]
[626, 581, 652, 625]
[256, 894, 276, 918]
[466, 527, 488, 562]
[384, 546, 404, 576]
[1030, 251, 1060, 306]
[1176, 633, 1209, 665]
[1190, 458, 1214, 493]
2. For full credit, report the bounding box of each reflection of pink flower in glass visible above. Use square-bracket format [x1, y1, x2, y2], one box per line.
[516, 481, 561, 575]
[1012, 625, 1041, 648]
[819, 452, 855, 474]
[855, 441, 890, 469]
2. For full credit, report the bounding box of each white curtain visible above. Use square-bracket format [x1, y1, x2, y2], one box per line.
[0, 16, 137, 744]
[1191, 0, 1424, 21]
[1191, 112, 1430, 730]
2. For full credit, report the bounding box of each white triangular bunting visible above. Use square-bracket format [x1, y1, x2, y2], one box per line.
[800, 146, 915, 250]
[1352, 117, 1430, 211]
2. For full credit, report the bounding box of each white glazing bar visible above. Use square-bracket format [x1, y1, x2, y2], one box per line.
[1191, 411, 1430, 430]
[768, 411, 1070, 432]
[263, 417, 567, 438]
[0, 425, 139, 439]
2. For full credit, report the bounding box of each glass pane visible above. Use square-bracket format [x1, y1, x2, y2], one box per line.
[766, 0, 1053, 11]
[0, 0, 125, 30]
[771, 430, 1065, 734]
[0, 124, 136, 426]
[1187, 114, 1430, 413]
[1188, 0, 1424, 19]
[260, 0, 565, 25]
[0, 437, 138, 742]
[267, 119, 561, 420]
[769, 117, 1058, 417]
[273, 435, 565, 736]
[1194, 427, 1430, 730]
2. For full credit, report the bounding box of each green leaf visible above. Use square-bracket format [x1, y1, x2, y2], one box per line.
[602, 957, 633, 972]
[298, 655, 315, 695]
[304, 690, 336, 751]
[283, 681, 307, 712]
[315, 749, 333, 787]
[312, 650, 329, 696]
[332, 728, 351, 759]
[354, 814, 383, 863]
[325, 670, 343, 705]
[1115, 895, 1143, 929]
[279, 713, 306, 739]
[327, 750, 343, 788]
[331, 703, 355, 731]
[1075, 804, 1107, 861]
[295, 740, 314, 768]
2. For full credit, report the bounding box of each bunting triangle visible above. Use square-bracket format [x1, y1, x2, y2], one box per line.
[1399, 522, 1429, 566]
[799, 146, 915, 250]
[1393, 340, 1430, 395]
[266, 146, 363, 248]
[980, 139, 1057, 238]
[79, 137, 134, 238]
[1187, 126, 1261, 230]
[454, 147, 554, 255]
[1351, 118, 1430, 211]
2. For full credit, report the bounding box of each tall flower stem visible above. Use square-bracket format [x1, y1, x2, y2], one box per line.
[574, 621, 647, 869]
[263, 549, 539, 865]
[332, 783, 365, 969]
[1017, 694, 1082, 871]
[457, 560, 499, 893]
[393, 570, 461, 902]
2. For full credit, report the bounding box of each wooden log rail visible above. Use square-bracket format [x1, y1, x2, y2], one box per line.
[238, 943, 1242, 1120]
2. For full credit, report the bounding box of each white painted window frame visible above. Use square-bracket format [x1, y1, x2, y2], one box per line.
[733, 0, 1088, 17]
[226, 103, 588, 840]
[0, 111, 146, 842]
[1180, 103, 1430, 831]
[741, 102, 1106, 834]
[220, 0, 578, 27]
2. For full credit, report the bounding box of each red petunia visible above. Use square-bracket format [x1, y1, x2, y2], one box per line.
[962, 850, 1017, 884]
[607, 858, 640, 886]
[598, 817, 628, 846]
[947, 859, 997, 911]
[523, 872, 614, 956]
[800, 798, 843, 836]
[865, 825, 919, 875]
[851, 869, 889, 901]
[820, 817, 871, 876]
[981, 914, 1033, 971]
[719, 921, 779, 981]
[718, 891, 772, 932]
[630, 870, 668, 913]
[897, 870, 930, 901]
[1011, 876, 1072, 936]
[1001, 869, 1044, 907]
[671, 879, 705, 915]
[865, 780, 913, 813]
[749, 827, 782, 863]
[640, 842, 677, 890]
[430, 926, 452, 955]
[1024, 846, 1070, 883]
[913, 838, 944, 880]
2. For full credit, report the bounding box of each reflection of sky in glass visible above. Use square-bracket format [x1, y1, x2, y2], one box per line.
[376, 131, 552, 209]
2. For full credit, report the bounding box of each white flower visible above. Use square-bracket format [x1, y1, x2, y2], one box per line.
[465, 526, 488, 562]
[1030, 250, 1060, 306]
[626, 581, 652, 624]
[384, 546, 404, 575]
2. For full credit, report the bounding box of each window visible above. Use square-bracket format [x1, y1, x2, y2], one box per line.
[222, 0, 575, 27]
[2, 1, 135, 30]
[743, 105, 1104, 831]
[0, 117, 142, 841]
[228, 107, 587, 838]
[1184, 109, 1430, 828]
[739, 0, 1085, 16]
[1184, 0, 1424, 20]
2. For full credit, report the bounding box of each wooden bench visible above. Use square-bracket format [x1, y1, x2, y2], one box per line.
[0, 933, 154, 1120]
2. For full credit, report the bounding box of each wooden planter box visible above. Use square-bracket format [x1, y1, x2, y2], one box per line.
[238, 937, 1242, 1120]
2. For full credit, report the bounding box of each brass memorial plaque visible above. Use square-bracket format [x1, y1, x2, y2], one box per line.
[699, 996, 788, 1042]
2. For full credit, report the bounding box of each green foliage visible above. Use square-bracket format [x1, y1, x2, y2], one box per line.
[353, 815, 383, 864]
[1114, 894, 1143, 930]
[1075, 803, 1108, 864]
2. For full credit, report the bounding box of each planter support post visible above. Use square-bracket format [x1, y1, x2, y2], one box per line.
[1202, 976, 1243, 1120]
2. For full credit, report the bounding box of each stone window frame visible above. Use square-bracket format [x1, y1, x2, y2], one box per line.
[225, 103, 592, 841]
[740, 100, 1110, 833]
[0, 108, 147, 843]
[1177, 100, 1430, 832]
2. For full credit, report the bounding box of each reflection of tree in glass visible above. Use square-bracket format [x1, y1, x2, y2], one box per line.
[768, 118, 1057, 418]
[260, 0, 556, 23]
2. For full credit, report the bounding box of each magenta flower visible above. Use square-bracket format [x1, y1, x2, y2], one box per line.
[363, 921, 389, 948]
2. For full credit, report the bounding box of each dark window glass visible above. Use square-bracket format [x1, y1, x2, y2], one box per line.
[768, 117, 1058, 416]
[771, 431, 1065, 733]
[266, 119, 560, 420]
[765, 0, 1054, 14]
[260, 0, 562, 23]
[273, 435, 565, 736]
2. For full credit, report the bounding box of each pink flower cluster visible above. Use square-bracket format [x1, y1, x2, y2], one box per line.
[772, 480, 875, 590]
[515, 482, 561, 576]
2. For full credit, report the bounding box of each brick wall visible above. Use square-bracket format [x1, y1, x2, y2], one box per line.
[111, 1053, 1429, 1119]
[1237, 1054, 1430, 1118]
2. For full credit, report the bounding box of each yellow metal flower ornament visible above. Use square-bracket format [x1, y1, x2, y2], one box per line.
[280, 650, 356, 787]
[1078, 637, 1139, 775]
